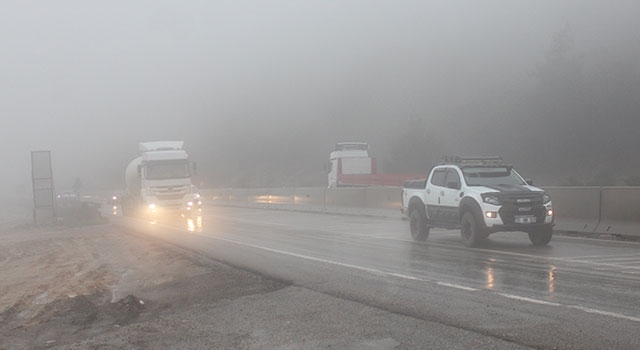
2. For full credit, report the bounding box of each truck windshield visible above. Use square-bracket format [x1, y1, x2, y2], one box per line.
[145, 161, 190, 180]
[462, 167, 526, 186]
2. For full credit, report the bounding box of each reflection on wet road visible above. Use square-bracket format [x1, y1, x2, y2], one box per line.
[186, 215, 203, 232]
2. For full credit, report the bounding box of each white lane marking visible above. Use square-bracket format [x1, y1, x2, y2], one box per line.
[436, 282, 478, 291]
[566, 253, 640, 260]
[386, 272, 429, 282]
[578, 256, 640, 263]
[561, 260, 640, 271]
[556, 234, 640, 246]
[175, 226, 640, 324]
[496, 293, 562, 306]
[493, 295, 640, 322]
[567, 305, 640, 323]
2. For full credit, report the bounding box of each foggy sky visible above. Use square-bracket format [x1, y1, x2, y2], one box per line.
[2, 1, 640, 196]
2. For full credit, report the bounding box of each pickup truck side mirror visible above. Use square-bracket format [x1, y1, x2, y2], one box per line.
[526, 179, 534, 186]
[447, 182, 460, 190]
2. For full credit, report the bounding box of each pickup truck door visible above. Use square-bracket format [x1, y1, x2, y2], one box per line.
[425, 168, 447, 221]
[440, 168, 463, 224]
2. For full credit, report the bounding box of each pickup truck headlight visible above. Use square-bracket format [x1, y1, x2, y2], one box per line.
[542, 193, 551, 204]
[482, 194, 501, 206]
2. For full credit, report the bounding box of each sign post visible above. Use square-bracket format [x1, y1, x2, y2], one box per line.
[31, 151, 56, 224]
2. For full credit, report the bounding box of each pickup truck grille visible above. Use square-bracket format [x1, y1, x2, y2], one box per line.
[497, 193, 546, 224]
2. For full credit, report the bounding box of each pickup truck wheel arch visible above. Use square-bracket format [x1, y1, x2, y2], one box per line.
[407, 198, 429, 241]
[460, 211, 487, 247]
[459, 198, 485, 229]
[408, 198, 426, 217]
[409, 209, 430, 241]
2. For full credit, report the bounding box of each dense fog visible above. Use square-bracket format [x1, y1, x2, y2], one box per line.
[2, 1, 639, 196]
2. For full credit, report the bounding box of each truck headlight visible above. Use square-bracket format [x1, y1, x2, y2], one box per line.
[148, 203, 156, 209]
[187, 201, 193, 206]
[542, 193, 551, 204]
[482, 194, 501, 206]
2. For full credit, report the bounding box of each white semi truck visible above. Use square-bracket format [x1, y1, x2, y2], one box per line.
[122, 141, 201, 217]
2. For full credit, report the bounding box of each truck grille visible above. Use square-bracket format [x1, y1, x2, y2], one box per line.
[151, 185, 189, 202]
[156, 193, 185, 200]
[153, 185, 190, 192]
[498, 193, 546, 224]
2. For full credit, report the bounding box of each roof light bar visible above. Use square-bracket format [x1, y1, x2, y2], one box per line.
[442, 156, 504, 166]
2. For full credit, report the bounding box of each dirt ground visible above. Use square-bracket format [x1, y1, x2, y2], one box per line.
[0, 223, 284, 350]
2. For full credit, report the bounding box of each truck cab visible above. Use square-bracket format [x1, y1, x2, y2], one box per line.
[328, 142, 372, 187]
[125, 141, 201, 216]
[402, 156, 554, 246]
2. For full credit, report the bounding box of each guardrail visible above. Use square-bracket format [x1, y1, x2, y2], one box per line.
[201, 186, 640, 237]
[201, 187, 402, 218]
[594, 187, 640, 237]
[543, 187, 601, 234]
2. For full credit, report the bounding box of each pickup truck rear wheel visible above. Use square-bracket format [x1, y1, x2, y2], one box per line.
[409, 209, 430, 241]
[528, 226, 553, 246]
[460, 212, 486, 247]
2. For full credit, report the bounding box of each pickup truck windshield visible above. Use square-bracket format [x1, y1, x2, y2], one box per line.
[462, 167, 526, 186]
[145, 161, 190, 180]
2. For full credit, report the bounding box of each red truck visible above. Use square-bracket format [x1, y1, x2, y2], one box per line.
[327, 143, 421, 187]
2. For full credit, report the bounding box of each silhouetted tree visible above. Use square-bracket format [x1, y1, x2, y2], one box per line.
[72, 178, 84, 196]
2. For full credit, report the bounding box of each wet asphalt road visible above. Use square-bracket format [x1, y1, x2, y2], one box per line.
[116, 206, 640, 349]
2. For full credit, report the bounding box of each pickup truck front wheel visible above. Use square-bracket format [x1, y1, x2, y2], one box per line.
[460, 212, 486, 247]
[409, 209, 430, 242]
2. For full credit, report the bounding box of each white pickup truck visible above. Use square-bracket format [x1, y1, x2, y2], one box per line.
[401, 156, 554, 247]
